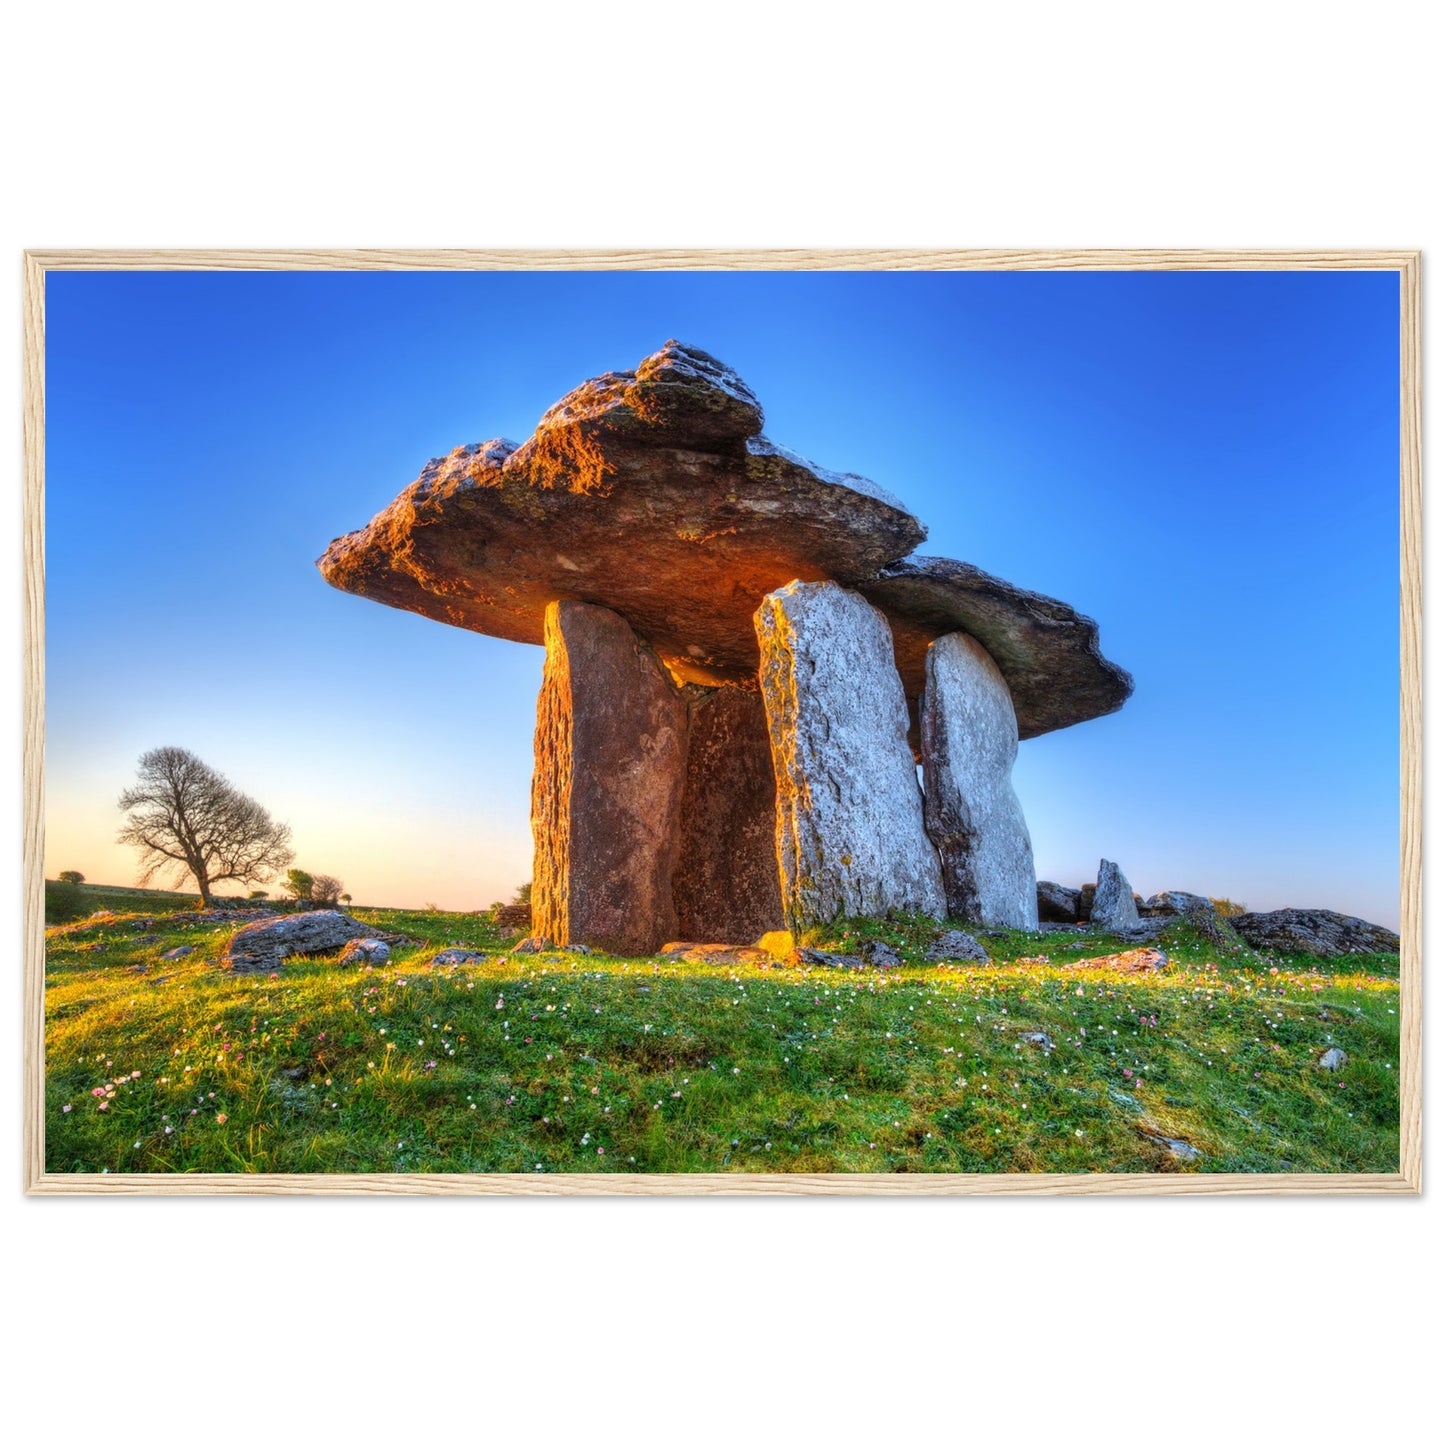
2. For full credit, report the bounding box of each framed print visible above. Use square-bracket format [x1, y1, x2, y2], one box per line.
[22, 248, 1421, 1195]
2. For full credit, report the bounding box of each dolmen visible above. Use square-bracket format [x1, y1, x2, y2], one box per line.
[319, 341, 1132, 954]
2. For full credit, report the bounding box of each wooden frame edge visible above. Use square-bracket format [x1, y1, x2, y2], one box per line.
[22, 248, 1422, 1198]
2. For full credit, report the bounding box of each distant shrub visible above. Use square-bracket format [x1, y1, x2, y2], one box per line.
[248, 889, 269, 900]
[311, 873, 343, 907]
[284, 869, 314, 903]
[45, 880, 87, 924]
[58, 870, 85, 886]
[1210, 898, 1248, 917]
[512, 881, 532, 906]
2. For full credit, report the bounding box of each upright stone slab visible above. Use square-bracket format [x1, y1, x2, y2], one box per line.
[673, 685, 785, 942]
[531, 600, 687, 955]
[754, 580, 945, 933]
[1091, 859, 1140, 932]
[921, 632, 1038, 930]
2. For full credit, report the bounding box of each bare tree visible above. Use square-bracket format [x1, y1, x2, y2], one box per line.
[117, 747, 294, 907]
[310, 873, 343, 907]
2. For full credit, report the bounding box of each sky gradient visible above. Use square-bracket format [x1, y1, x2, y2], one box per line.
[44, 269, 1401, 924]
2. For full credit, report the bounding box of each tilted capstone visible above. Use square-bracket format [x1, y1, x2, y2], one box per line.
[921, 631, 1038, 930]
[755, 580, 945, 933]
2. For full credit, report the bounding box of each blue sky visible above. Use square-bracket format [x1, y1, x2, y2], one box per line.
[44, 268, 1401, 924]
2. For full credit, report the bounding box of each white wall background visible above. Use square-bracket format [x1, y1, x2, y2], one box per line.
[4, 5, 1438, 1440]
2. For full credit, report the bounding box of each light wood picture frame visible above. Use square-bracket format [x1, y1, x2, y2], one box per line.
[22, 247, 1422, 1196]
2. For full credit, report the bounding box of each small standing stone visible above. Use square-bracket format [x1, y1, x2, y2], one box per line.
[921, 631, 1038, 929]
[1091, 859, 1140, 932]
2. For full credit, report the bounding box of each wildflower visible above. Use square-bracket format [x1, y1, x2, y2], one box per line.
[62, 1104, 72, 1113]
[216, 1113, 228, 1123]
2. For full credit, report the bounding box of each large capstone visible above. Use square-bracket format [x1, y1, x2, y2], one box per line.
[673, 685, 784, 942]
[755, 580, 945, 933]
[318, 340, 925, 690]
[1091, 859, 1140, 932]
[921, 632, 1038, 929]
[857, 555, 1134, 743]
[531, 600, 688, 955]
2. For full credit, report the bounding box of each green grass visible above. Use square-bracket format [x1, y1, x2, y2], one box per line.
[43, 904, 1401, 1175]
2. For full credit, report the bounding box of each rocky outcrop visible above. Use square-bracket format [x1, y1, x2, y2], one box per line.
[338, 938, 391, 966]
[921, 632, 1037, 929]
[1063, 945, 1168, 974]
[221, 910, 375, 972]
[1037, 882, 1083, 924]
[755, 581, 945, 933]
[1229, 909, 1400, 958]
[660, 941, 774, 967]
[857, 555, 1134, 742]
[531, 600, 688, 956]
[672, 685, 784, 942]
[318, 340, 925, 690]
[1090, 859, 1140, 932]
[1141, 891, 1214, 917]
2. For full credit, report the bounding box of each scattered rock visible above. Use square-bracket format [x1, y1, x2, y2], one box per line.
[1229, 909, 1400, 958]
[430, 947, 488, 966]
[1019, 1030, 1054, 1050]
[1118, 918, 1173, 943]
[1062, 946, 1169, 975]
[859, 939, 903, 968]
[1140, 1129, 1201, 1163]
[531, 600, 688, 956]
[924, 929, 990, 964]
[161, 945, 194, 960]
[1318, 1048, 1348, 1072]
[921, 631, 1038, 929]
[1090, 859, 1140, 932]
[756, 580, 945, 932]
[755, 930, 795, 962]
[338, 938, 391, 966]
[510, 936, 556, 954]
[1141, 891, 1214, 917]
[793, 947, 868, 970]
[220, 910, 376, 972]
[563, 943, 594, 955]
[660, 941, 774, 967]
[1037, 882, 1083, 924]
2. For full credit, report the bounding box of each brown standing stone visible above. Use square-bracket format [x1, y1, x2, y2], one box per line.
[531, 600, 687, 955]
[673, 686, 784, 942]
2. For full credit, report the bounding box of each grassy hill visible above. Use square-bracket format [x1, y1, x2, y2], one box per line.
[42, 905, 1400, 1176]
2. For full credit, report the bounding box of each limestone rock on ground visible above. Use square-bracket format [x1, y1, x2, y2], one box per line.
[925, 930, 990, 964]
[1037, 882, 1082, 924]
[161, 945, 194, 960]
[1019, 1031, 1054, 1050]
[1229, 909, 1400, 958]
[1090, 860, 1140, 932]
[221, 910, 375, 972]
[660, 942, 774, 967]
[859, 940, 903, 968]
[490, 902, 532, 930]
[792, 947, 869, 970]
[430, 947, 490, 966]
[1318, 1048, 1348, 1071]
[1062, 945, 1169, 975]
[511, 935, 558, 955]
[921, 631, 1038, 929]
[755, 580, 945, 933]
[672, 684, 784, 942]
[337, 939, 391, 966]
[1141, 891, 1215, 917]
[531, 600, 688, 956]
